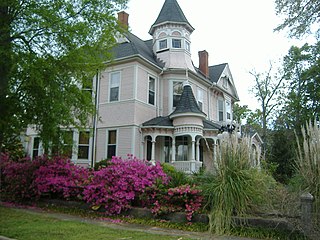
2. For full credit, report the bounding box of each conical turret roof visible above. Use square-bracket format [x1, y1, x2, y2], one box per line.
[170, 83, 206, 119]
[149, 0, 194, 35]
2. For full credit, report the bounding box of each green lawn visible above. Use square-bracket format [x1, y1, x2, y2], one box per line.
[0, 206, 193, 240]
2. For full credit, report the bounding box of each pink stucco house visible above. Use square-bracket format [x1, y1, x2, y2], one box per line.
[25, 0, 261, 172]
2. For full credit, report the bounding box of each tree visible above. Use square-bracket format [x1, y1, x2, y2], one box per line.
[281, 42, 320, 131]
[249, 63, 285, 151]
[0, 0, 128, 152]
[274, 0, 320, 38]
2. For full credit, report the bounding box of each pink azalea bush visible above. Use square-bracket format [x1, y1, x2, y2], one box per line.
[0, 153, 50, 201]
[83, 155, 169, 215]
[141, 184, 203, 221]
[34, 156, 90, 199]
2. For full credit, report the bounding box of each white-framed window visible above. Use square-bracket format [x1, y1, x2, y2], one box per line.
[32, 137, 41, 159]
[197, 88, 204, 111]
[159, 39, 168, 50]
[173, 81, 183, 108]
[78, 131, 90, 160]
[226, 100, 232, 120]
[185, 41, 190, 52]
[107, 130, 117, 159]
[109, 72, 120, 102]
[172, 39, 182, 48]
[218, 99, 224, 121]
[148, 76, 155, 105]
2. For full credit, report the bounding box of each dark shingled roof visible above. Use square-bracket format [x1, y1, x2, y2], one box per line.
[149, 0, 194, 34]
[170, 84, 206, 117]
[142, 116, 173, 127]
[111, 32, 164, 68]
[203, 119, 221, 130]
[208, 63, 227, 83]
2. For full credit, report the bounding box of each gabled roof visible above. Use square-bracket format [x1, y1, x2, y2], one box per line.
[208, 63, 228, 83]
[149, 0, 194, 35]
[111, 32, 164, 68]
[170, 84, 206, 118]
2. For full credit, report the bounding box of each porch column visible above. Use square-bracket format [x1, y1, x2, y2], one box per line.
[140, 140, 144, 160]
[196, 140, 200, 162]
[151, 140, 156, 165]
[191, 138, 196, 161]
[171, 138, 176, 162]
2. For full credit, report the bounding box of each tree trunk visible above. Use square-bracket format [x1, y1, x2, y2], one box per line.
[0, 4, 13, 153]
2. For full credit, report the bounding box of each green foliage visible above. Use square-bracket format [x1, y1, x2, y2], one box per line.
[93, 159, 112, 171]
[160, 163, 191, 188]
[0, 0, 128, 151]
[274, 0, 319, 38]
[196, 134, 275, 234]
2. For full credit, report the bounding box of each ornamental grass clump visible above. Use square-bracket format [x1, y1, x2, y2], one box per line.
[83, 155, 169, 215]
[197, 134, 274, 235]
[295, 120, 320, 228]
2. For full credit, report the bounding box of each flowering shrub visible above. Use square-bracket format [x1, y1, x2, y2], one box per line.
[83, 155, 169, 215]
[0, 153, 50, 201]
[34, 156, 90, 199]
[141, 184, 203, 221]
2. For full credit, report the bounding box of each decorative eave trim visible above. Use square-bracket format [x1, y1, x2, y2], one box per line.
[170, 112, 206, 120]
[149, 21, 195, 35]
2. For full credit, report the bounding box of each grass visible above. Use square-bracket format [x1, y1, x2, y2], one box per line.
[0, 206, 194, 240]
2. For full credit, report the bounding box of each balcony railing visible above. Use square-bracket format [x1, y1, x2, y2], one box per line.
[171, 161, 202, 174]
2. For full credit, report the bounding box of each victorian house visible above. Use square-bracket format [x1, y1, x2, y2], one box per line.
[25, 0, 261, 172]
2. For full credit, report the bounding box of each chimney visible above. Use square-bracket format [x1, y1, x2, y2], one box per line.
[117, 11, 129, 29]
[198, 50, 209, 78]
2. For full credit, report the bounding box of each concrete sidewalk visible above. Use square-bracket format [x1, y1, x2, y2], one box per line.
[1, 205, 257, 240]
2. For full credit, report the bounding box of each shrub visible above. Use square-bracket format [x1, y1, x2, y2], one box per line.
[93, 158, 111, 171]
[160, 163, 191, 188]
[0, 154, 50, 201]
[150, 185, 203, 221]
[197, 134, 274, 234]
[83, 156, 169, 215]
[34, 156, 90, 200]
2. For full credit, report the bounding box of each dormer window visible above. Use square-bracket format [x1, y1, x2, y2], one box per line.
[159, 39, 167, 50]
[172, 39, 182, 48]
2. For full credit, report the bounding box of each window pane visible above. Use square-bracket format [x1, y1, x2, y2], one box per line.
[110, 72, 120, 87]
[79, 131, 90, 144]
[172, 39, 181, 48]
[149, 77, 155, 91]
[107, 145, 116, 159]
[108, 130, 116, 144]
[159, 39, 167, 49]
[78, 146, 89, 159]
[110, 87, 119, 101]
[173, 82, 183, 107]
[149, 91, 155, 105]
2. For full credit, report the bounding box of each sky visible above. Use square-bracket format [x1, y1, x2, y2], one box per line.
[125, 0, 312, 110]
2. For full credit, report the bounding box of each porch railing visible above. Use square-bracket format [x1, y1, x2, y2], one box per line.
[171, 161, 202, 174]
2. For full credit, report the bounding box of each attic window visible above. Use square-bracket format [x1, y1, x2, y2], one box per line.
[172, 39, 182, 48]
[222, 76, 228, 89]
[159, 39, 167, 50]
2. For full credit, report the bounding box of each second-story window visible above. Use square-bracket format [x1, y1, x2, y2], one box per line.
[109, 72, 120, 102]
[185, 41, 190, 52]
[148, 76, 155, 105]
[218, 99, 224, 121]
[172, 39, 182, 48]
[226, 100, 231, 120]
[173, 81, 183, 108]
